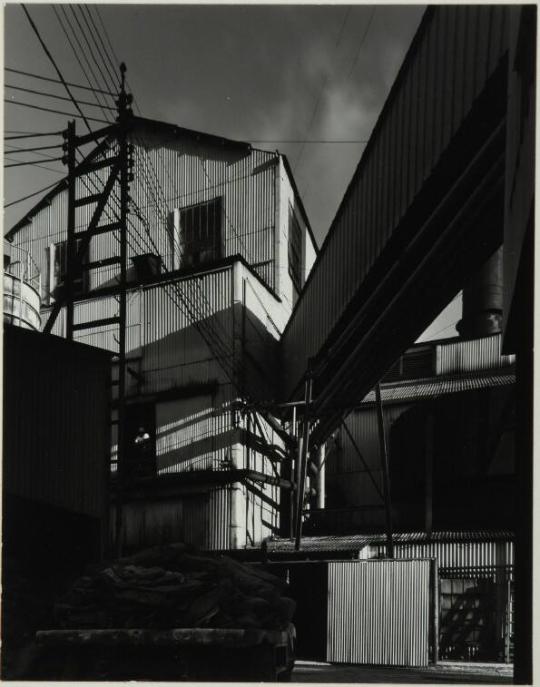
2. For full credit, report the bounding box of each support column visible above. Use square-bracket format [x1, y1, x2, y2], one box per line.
[316, 443, 326, 510]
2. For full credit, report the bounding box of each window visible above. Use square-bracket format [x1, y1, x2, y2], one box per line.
[46, 239, 88, 303]
[171, 197, 222, 270]
[288, 206, 302, 300]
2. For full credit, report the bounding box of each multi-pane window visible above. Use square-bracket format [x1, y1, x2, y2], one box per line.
[173, 197, 222, 269]
[288, 206, 302, 300]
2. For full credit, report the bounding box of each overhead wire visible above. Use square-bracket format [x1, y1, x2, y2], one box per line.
[4, 156, 66, 175]
[5, 130, 63, 140]
[54, 4, 117, 124]
[4, 179, 64, 208]
[4, 142, 62, 153]
[20, 4, 94, 133]
[293, 6, 351, 174]
[5, 157, 64, 168]
[18, 4, 240, 388]
[5, 67, 115, 96]
[5, 83, 116, 111]
[5, 99, 109, 124]
[68, 5, 118, 110]
[80, 5, 120, 92]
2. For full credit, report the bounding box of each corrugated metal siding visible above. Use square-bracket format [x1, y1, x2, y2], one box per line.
[327, 560, 431, 666]
[360, 372, 515, 405]
[141, 268, 234, 392]
[3, 326, 110, 519]
[435, 334, 516, 375]
[155, 388, 236, 475]
[207, 486, 232, 550]
[371, 539, 514, 569]
[266, 530, 514, 554]
[9, 124, 280, 303]
[281, 6, 510, 398]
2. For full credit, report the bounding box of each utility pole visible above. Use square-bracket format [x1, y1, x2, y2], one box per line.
[47, 63, 134, 557]
[115, 63, 133, 556]
[64, 120, 76, 340]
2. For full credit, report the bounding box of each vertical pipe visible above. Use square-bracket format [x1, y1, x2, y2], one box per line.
[295, 375, 312, 550]
[375, 383, 394, 558]
[430, 558, 439, 664]
[316, 443, 326, 510]
[425, 412, 434, 536]
[290, 405, 297, 540]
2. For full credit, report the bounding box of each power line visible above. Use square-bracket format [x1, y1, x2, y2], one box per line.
[4, 130, 63, 140]
[81, 5, 120, 92]
[53, 4, 116, 124]
[294, 6, 353, 174]
[94, 6, 142, 116]
[4, 179, 64, 208]
[6, 143, 64, 160]
[4, 155, 66, 175]
[5, 98, 109, 124]
[5, 83, 116, 110]
[5, 66, 116, 96]
[5, 157, 64, 168]
[3, 142, 62, 153]
[21, 4, 95, 133]
[69, 5, 118, 104]
[347, 7, 376, 77]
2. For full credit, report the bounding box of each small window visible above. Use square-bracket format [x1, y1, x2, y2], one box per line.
[125, 403, 156, 480]
[172, 197, 222, 270]
[288, 206, 302, 300]
[47, 239, 88, 303]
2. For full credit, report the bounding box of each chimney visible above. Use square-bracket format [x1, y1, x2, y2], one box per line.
[457, 247, 503, 338]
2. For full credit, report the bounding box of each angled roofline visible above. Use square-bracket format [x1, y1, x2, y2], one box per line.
[281, 154, 319, 254]
[279, 6, 432, 341]
[131, 115, 252, 153]
[6, 117, 303, 243]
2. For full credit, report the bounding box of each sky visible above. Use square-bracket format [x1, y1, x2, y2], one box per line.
[3, 3, 461, 338]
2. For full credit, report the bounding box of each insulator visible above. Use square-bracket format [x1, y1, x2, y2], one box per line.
[128, 172, 134, 183]
[62, 142, 69, 152]
[62, 155, 68, 165]
[62, 129, 69, 140]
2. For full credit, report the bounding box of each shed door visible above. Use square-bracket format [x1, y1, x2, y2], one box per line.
[327, 559, 431, 666]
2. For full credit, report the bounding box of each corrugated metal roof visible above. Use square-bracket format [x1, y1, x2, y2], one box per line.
[265, 530, 514, 553]
[360, 371, 515, 405]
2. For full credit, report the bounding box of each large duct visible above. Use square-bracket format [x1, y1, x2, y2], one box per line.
[457, 247, 503, 338]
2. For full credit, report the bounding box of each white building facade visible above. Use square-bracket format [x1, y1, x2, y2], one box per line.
[7, 117, 317, 551]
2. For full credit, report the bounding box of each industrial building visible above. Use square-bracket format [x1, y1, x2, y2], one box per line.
[5, 117, 317, 552]
[3, 2, 534, 681]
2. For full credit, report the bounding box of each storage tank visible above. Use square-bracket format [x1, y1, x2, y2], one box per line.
[3, 247, 41, 330]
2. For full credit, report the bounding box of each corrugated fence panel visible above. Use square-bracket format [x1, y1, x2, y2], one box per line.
[4, 326, 110, 519]
[436, 334, 516, 375]
[281, 6, 510, 399]
[207, 486, 232, 550]
[371, 540, 514, 568]
[327, 560, 431, 666]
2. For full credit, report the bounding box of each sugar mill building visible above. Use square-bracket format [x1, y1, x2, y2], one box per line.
[5, 117, 317, 552]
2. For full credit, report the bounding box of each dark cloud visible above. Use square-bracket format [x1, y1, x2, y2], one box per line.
[4, 4, 424, 241]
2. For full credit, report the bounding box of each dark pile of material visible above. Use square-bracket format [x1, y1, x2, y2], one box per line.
[55, 544, 295, 631]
